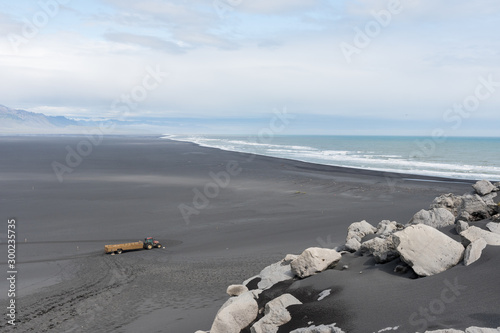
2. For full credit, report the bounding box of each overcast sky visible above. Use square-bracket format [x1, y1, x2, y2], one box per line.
[1, 0, 499, 135]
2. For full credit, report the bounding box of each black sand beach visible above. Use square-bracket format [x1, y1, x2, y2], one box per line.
[0, 136, 498, 332]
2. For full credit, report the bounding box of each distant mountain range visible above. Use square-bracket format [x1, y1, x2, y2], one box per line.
[0, 104, 169, 134]
[0, 104, 82, 131]
[0, 104, 278, 135]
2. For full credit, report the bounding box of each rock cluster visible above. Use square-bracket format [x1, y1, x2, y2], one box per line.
[430, 180, 499, 222]
[426, 327, 500, 333]
[290, 323, 345, 332]
[196, 180, 500, 333]
[347, 220, 403, 263]
[344, 220, 377, 252]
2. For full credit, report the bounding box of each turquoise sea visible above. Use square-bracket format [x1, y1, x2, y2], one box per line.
[165, 135, 500, 181]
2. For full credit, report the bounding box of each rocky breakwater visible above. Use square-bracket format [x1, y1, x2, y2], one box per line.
[195, 180, 500, 333]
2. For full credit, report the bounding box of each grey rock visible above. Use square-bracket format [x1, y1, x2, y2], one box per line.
[464, 238, 488, 266]
[375, 220, 402, 237]
[291, 247, 342, 278]
[472, 180, 496, 196]
[226, 284, 249, 296]
[284, 254, 299, 263]
[408, 208, 456, 228]
[250, 294, 302, 333]
[344, 238, 361, 252]
[430, 193, 463, 216]
[253, 259, 295, 290]
[243, 254, 299, 290]
[486, 222, 500, 234]
[458, 194, 490, 221]
[346, 220, 376, 243]
[465, 327, 500, 333]
[457, 211, 472, 222]
[493, 214, 500, 222]
[456, 220, 469, 234]
[460, 226, 500, 247]
[359, 236, 399, 263]
[393, 224, 465, 276]
[490, 204, 500, 215]
[210, 291, 259, 333]
[290, 323, 346, 333]
[482, 192, 498, 205]
[426, 328, 500, 333]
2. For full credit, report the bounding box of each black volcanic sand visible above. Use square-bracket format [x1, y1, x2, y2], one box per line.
[0, 136, 498, 332]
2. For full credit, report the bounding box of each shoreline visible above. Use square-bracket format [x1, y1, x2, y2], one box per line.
[164, 137, 479, 185]
[163, 135, 497, 183]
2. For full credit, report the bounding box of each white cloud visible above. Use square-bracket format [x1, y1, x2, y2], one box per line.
[0, 0, 499, 133]
[103, 32, 187, 53]
[237, 0, 322, 14]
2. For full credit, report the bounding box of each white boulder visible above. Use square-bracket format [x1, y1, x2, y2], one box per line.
[464, 238, 488, 266]
[250, 294, 302, 333]
[291, 247, 342, 278]
[257, 260, 294, 290]
[455, 220, 469, 234]
[244, 259, 295, 290]
[344, 238, 361, 252]
[346, 220, 376, 242]
[360, 236, 399, 263]
[210, 291, 259, 333]
[472, 180, 496, 196]
[392, 224, 465, 276]
[226, 284, 248, 296]
[426, 328, 500, 333]
[465, 327, 500, 333]
[408, 208, 455, 229]
[290, 323, 346, 333]
[482, 192, 498, 205]
[375, 220, 402, 237]
[460, 226, 500, 246]
[486, 222, 500, 234]
[430, 193, 463, 216]
[457, 194, 490, 221]
[284, 254, 299, 263]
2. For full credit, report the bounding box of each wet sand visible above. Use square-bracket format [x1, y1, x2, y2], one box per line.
[1, 136, 497, 332]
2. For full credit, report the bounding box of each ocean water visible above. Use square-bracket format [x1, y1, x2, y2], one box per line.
[165, 135, 500, 181]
